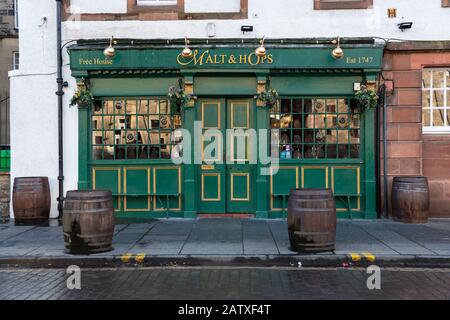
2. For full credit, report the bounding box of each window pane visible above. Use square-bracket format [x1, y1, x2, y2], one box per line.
[422, 91, 431, 108]
[446, 70, 450, 88]
[422, 109, 431, 127]
[422, 70, 432, 88]
[433, 109, 445, 126]
[432, 71, 445, 88]
[432, 91, 445, 107]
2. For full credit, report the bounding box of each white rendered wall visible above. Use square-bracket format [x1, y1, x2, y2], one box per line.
[9, 0, 450, 218]
[62, 0, 450, 40]
[185, 0, 241, 13]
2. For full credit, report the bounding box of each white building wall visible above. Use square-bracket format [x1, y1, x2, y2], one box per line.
[9, 0, 450, 218]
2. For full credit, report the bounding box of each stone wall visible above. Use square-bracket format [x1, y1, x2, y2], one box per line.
[382, 45, 450, 217]
[0, 172, 10, 222]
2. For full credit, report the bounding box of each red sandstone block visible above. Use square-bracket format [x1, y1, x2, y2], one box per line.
[399, 158, 422, 175]
[429, 200, 450, 218]
[397, 123, 422, 141]
[386, 124, 399, 141]
[396, 89, 421, 106]
[390, 107, 422, 123]
[423, 160, 450, 179]
[388, 141, 422, 158]
[393, 71, 422, 88]
[444, 182, 450, 198]
[383, 159, 400, 175]
[383, 53, 411, 70]
[411, 52, 450, 70]
[423, 141, 450, 159]
[428, 181, 444, 199]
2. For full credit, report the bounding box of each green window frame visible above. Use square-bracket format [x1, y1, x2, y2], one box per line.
[270, 97, 361, 159]
[91, 97, 182, 161]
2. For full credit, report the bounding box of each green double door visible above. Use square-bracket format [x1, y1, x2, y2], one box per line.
[197, 98, 256, 213]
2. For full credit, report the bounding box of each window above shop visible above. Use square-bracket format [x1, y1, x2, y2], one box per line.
[314, 0, 373, 10]
[422, 69, 450, 133]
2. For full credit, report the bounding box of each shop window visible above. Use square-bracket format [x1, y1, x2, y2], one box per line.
[270, 98, 361, 159]
[314, 0, 373, 10]
[422, 69, 450, 133]
[92, 98, 182, 160]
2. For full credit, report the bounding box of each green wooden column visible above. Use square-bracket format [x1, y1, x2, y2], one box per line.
[255, 74, 270, 218]
[182, 75, 197, 218]
[363, 99, 377, 219]
[77, 101, 90, 190]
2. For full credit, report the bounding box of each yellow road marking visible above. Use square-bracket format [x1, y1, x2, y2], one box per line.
[135, 253, 146, 264]
[362, 252, 376, 262]
[121, 253, 133, 263]
[349, 252, 361, 262]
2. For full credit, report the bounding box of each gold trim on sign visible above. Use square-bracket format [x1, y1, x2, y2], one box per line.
[92, 167, 121, 212]
[301, 166, 329, 189]
[331, 166, 361, 212]
[123, 167, 151, 212]
[201, 173, 221, 201]
[153, 167, 182, 211]
[202, 101, 221, 129]
[270, 166, 299, 211]
[230, 173, 250, 201]
[230, 101, 250, 129]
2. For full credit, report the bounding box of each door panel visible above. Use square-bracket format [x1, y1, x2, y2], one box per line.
[226, 99, 255, 213]
[198, 99, 226, 213]
[197, 98, 256, 214]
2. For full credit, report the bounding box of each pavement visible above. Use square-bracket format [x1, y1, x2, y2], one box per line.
[1, 267, 449, 300]
[1, 218, 450, 268]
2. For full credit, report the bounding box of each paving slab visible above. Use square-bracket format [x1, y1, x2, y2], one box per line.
[0, 218, 450, 268]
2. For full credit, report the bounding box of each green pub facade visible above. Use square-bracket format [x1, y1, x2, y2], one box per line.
[69, 39, 383, 219]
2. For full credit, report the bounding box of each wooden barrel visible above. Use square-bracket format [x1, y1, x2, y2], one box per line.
[63, 190, 115, 254]
[287, 188, 336, 252]
[391, 176, 429, 224]
[13, 177, 51, 223]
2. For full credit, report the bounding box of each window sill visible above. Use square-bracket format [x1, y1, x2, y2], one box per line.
[314, 0, 373, 10]
[423, 130, 450, 135]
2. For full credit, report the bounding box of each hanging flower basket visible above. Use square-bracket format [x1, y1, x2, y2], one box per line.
[168, 79, 194, 113]
[354, 85, 378, 112]
[257, 87, 279, 108]
[70, 81, 93, 108]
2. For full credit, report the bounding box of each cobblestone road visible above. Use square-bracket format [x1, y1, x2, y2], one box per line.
[0, 267, 449, 300]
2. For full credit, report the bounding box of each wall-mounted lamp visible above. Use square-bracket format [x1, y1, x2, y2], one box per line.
[182, 37, 193, 58]
[255, 36, 266, 57]
[331, 36, 344, 59]
[398, 22, 413, 32]
[103, 36, 117, 59]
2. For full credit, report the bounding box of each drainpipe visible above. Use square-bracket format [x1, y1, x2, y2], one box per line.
[55, 0, 66, 219]
[382, 85, 388, 218]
